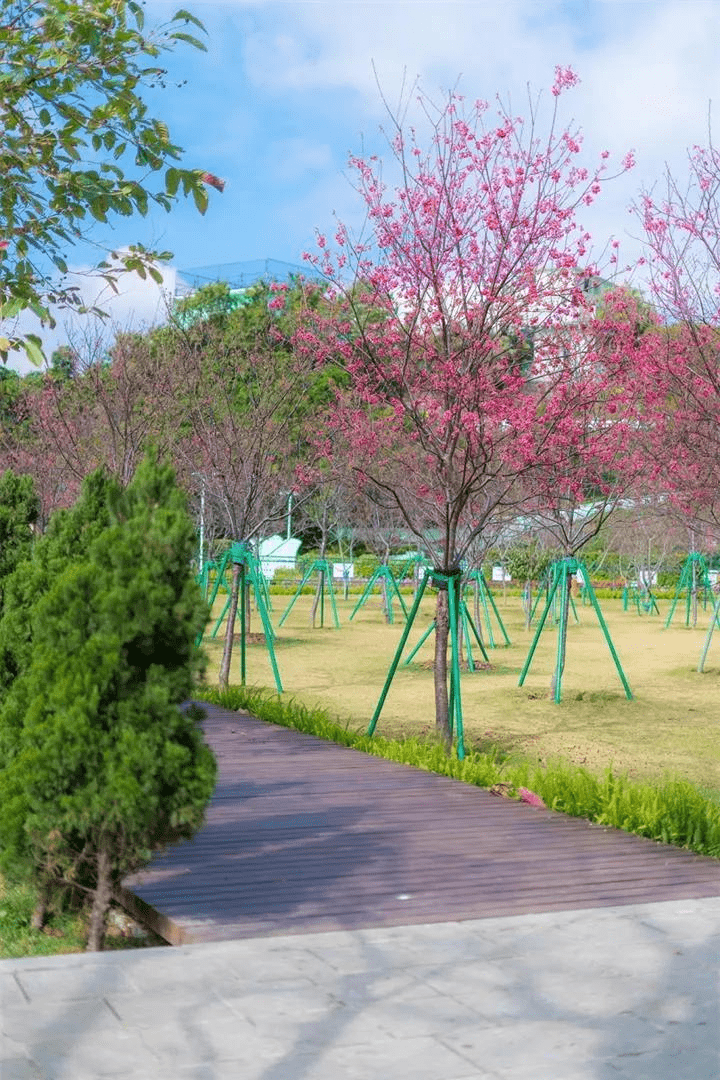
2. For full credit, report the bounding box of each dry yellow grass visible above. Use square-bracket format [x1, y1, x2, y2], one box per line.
[200, 590, 720, 793]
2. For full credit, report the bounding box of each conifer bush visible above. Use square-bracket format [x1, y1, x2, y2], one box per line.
[0, 456, 217, 950]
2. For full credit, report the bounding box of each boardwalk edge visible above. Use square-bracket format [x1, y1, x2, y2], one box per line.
[113, 885, 193, 947]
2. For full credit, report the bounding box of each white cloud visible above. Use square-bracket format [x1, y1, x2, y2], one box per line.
[7, 0, 720, 356]
[240, 1, 720, 277]
[577, 2, 720, 166]
[265, 137, 335, 183]
[5, 256, 177, 375]
[243, 2, 571, 106]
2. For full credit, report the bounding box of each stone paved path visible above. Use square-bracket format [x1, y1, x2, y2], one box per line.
[2, 898, 719, 1079]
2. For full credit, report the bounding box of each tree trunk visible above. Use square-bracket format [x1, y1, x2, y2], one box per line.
[30, 878, 52, 931]
[219, 562, 241, 690]
[523, 581, 532, 631]
[310, 580, 321, 627]
[433, 587, 451, 750]
[86, 846, 112, 952]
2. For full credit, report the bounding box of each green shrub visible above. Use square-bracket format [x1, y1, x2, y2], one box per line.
[0, 458, 217, 951]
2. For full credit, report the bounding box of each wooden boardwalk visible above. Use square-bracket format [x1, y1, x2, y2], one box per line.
[121, 703, 720, 944]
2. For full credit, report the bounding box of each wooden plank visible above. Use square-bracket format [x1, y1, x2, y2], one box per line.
[123, 703, 720, 944]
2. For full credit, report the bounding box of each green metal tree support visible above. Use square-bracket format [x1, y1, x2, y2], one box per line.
[393, 553, 430, 600]
[206, 550, 271, 640]
[349, 563, 409, 624]
[664, 552, 713, 629]
[696, 591, 720, 671]
[518, 557, 632, 703]
[279, 558, 340, 629]
[622, 584, 660, 616]
[463, 569, 511, 647]
[203, 543, 283, 693]
[195, 558, 215, 600]
[529, 561, 580, 627]
[367, 570, 485, 759]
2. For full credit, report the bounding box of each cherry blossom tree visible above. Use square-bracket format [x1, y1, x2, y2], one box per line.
[354, 495, 410, 622]
[160, 312, 321, 688]
[609, 502, 687, 594]
[20, 330, 174, 489]
[301, 68, 643, 744]
[635, 138, 720, 530]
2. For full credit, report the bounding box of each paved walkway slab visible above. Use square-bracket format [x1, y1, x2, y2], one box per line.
[2, 898, 719, 1079]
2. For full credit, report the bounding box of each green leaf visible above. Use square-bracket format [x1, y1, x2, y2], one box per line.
[169, 31, 207, 52]
[0, 0, 215, 326]
[165, 167, 180, 196]
[128, 1, 145, 30]
[172, 9, 206, 31]
[29, 300, 51, 322]
[90, 198, 108, 222]
[149, 266, 163, 284]
[192, 184, 208, 215]
[22, 335, 45, 367]
[0, 298, 24, 319]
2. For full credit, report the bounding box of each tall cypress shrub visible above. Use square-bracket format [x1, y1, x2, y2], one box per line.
[0, 471, 39, 604]
[0, 456, 216, 950]
[0, 469, 114, 696]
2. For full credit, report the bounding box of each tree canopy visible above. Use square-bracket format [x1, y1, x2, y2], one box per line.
[0, 0, 213, 365]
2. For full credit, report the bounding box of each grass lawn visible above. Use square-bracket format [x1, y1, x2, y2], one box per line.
[0, 874, 167, 959]
[201, 590, 720, 797]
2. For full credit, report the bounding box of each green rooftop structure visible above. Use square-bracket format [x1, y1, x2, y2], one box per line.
[173, 287, 255, 329]
[172, 258, 322, 329]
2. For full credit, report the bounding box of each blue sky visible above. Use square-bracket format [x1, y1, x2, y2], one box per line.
[10, 0, 720, 369]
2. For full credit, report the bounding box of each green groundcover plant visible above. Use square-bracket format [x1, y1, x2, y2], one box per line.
[197, 685, 720, 860]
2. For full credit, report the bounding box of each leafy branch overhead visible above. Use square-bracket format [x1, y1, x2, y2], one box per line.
[0, 0, 217, 364]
